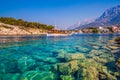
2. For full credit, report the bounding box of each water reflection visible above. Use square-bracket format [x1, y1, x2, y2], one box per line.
[0, 35, 45, 43]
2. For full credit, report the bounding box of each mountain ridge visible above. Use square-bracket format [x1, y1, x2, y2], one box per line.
[75, 5, 120, 29]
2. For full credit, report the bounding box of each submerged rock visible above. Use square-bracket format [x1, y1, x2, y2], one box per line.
[44, 57, 58, 64]
[89, 50, 104, 57]
[52, 49, 66, 57]
[17, 56, 35, 72]
[78, 59, 102, 72]
[58, 60, 79, 75]
[57, 53, 85, 62]
[77, 66, 99, 80]
[115, 37, 120, 44]
[108, 46, 119, 50]
[21, 71, 58, 80]
[52, 64, 58, 72]
[110, 50, 120, 54]
[102, 46, 111, 51]
[110, 37, 120, 46]
[116, 58, 120, 76]
[37, 64, 52, 71]
[88, 50, 114, 64]
[92, 56, 108, 64]
[76, 46, 90, 53]
[56, 53, 66, 59]
[64, 53, 86, 61]
[76, 58, 117, 80]
[60, 75, 75, 80]
[99, 66, 117, 80]
[92, 46, 100, 50]
[58, 62, 71, 74]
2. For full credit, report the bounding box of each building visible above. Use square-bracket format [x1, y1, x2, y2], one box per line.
[112, 26, 120, 33]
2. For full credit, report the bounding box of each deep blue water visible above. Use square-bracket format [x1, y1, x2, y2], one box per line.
[0, 34, 120, 80]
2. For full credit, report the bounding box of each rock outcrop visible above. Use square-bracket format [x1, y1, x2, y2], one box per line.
[0, 23, 47, 35]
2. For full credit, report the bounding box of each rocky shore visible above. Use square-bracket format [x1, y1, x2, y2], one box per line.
[0, 23, 47, 35]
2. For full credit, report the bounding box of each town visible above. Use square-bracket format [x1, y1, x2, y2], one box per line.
[49, 26, 120, 35]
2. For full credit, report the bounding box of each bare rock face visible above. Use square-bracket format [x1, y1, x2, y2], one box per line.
[76, 5, 120, 29]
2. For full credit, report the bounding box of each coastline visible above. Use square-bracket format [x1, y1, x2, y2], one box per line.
[0, 33, 120, 37]
[0, 34, 47, 37]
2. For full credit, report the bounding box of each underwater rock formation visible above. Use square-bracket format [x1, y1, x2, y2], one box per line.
[76, 46, 90, 53]
[20, 71, 58, 80]
[58, 60, 79, 75]
[116, 58, 120, 68]
[17, 56, 35, 72]
[60, 75, 75, 80]
[64, 53, 86, 61]
[77, 66, 99, 80]
[88, 50, 114, 64]
[115, 37, 120, 44]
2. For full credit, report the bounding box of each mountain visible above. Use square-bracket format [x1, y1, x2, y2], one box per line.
[75, 5, 120, 29]
[67, 19, 94, 30]
[67, 22, 81, 30]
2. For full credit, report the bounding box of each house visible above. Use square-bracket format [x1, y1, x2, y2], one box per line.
[99, 26, 110, 33]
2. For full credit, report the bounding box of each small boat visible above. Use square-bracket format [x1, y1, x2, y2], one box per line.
[47, 29, 72, 36]
[47, 33, 70, 36]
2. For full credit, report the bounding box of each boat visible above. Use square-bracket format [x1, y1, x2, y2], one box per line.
[47, 33, 70, 36]
[46, 29, 73, 36]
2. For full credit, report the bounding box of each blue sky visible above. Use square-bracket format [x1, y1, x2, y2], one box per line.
[0, 0, 120, 29]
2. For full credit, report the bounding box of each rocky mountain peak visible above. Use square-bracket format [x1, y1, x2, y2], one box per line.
[96, 5, 120, 23]
[75, 5, 120, 29]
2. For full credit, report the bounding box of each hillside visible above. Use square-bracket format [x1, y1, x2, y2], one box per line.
[0, 17, 54, 35]
[75, 5, 120, 29]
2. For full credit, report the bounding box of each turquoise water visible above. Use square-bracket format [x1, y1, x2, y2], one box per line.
[0, 34, 120, 80]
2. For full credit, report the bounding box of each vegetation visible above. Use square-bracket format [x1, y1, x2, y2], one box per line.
[0, 17, 54, 30]
[2, 25, 13, 29]
[87, 27, 99, 33]
[107, 27, 113, 32]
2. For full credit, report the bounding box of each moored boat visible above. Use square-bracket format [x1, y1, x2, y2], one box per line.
[47, 33, 70, 36]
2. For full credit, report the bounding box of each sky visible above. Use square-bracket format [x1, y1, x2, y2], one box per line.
[0, 0, 120, 29]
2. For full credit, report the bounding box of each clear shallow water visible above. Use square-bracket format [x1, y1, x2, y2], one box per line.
[0, 34, 120, 80]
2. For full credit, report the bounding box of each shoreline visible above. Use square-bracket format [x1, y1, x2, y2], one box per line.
[0, 34, 47, 37]
[0, 33, 120, 37]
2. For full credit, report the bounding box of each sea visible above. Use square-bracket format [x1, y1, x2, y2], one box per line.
[0, 34, 120, 80]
